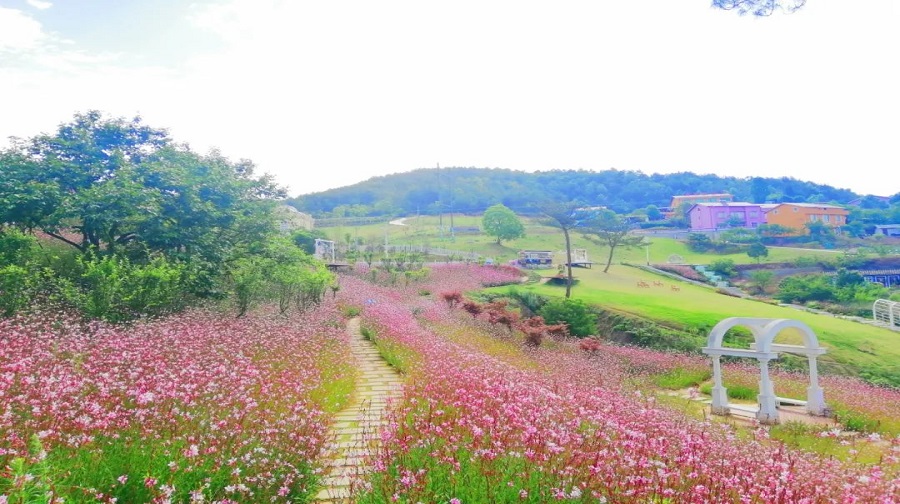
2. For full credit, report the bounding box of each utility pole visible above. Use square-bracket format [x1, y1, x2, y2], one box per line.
[437, 163, 443, 241]
[449, 170, 455, 241]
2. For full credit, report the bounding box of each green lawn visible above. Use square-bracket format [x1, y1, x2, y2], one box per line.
[327, 214, 842, 266]
[491, 265, 900, 381]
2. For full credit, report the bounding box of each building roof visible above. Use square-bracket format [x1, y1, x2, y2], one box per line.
[769, 202, 847, 210]
[690, 201, 759, 208]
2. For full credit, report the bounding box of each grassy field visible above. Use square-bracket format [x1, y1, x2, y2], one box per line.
[490, 265, 900, 382]
[324, 214, 841, 266]
[324, 213, 899, 381]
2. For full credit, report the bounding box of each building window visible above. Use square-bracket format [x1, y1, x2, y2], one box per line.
[809, 215, 817, 222]
[716, 212, 726, 218]
[749, 211, 758, 217]
[793, 207, 799, 212]
[823, 214, 830, 222]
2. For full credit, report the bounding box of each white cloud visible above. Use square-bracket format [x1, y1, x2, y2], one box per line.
[0, 7, 45, 50]
[2, 0, 899, 198]
[26, 0, 53, 10]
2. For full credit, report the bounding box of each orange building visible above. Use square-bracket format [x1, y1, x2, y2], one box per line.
[762, 203, 849, 234]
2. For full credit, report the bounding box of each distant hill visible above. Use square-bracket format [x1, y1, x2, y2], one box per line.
[287, 167, 860, 217]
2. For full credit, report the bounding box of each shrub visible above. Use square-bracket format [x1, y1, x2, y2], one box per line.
[0, 265, 33, 317]
[539, 298, 597, 337]
[440, 291, 463, 309]
[0, 229, 39, 267]
[462, 300, 483, 316]
[709, 258, 737, 278]
[63, 254, 189, 322]
[653, 264, 708, 283]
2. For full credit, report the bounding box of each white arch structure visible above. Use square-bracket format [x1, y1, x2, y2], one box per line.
[702, 318, 828, 425]
[873, 299, 900, 329]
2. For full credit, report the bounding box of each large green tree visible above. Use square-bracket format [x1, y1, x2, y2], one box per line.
[539, 201, 582, 298]
[482, 204, 525, 244]
[0, 111, 282, 262]
[580, 210, 647, 273]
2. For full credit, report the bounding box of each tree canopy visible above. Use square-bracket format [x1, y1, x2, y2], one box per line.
[580, 209, 647, 273]
[1, 111, 283, 263]
[482, 204, 525, 244]
[539, 201, 583, 298]
[288, 167, 859, 218]
[0, 111, 332, 321]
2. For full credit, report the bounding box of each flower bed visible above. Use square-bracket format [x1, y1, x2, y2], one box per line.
[338, 277, 900, 503]
[0, 306, 353, 503]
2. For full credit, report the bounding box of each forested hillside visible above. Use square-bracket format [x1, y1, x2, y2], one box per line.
[288, 167, 870, 217]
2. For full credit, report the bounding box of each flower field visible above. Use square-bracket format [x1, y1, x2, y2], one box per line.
[0, 306, 354, 503]
[339, 266, 900, 503]
[4, 262, 900, 503]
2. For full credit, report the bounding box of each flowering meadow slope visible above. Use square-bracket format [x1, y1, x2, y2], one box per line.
[1, 306, 353, 503]
[339, 265, 900, 503]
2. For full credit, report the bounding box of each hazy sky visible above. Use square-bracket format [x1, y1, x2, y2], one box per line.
[1, 0, 898, 198]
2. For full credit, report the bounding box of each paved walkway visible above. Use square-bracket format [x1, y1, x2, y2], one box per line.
[314, 318, 404, 503]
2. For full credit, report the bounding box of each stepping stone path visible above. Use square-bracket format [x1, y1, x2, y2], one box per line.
[314, 317, 404, 503]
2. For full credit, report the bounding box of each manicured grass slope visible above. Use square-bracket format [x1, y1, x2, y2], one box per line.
[497, 265, 900, 380]
[329, 215, 839, 265]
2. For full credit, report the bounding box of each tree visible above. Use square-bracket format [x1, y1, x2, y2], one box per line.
[709, 258, 737, 278]
[482, 204, 525, 244]
[747, 241, 769, 264]
[750, 177, 769, 204]
[645, 205, 662, 221]
[748, 270, 775, 295]
[539, 201, 581, 298]
[688, 233, 714, 252]
[0, 112, 282, 262]
[580, 210, 647, 273]
[713, 0, 806, 17]
[538, 298, 597, 337]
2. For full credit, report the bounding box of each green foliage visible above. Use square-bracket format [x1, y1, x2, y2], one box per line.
[688, 233, 713, 252]
[538, 298, 597, 337]
[747, 241, 768, 263]
[775, 271, 889, 305]
[0, 111, 284, 300]
[1, 436, 54, 504]
[291, 228, 330, 255]
[748, 269, 775, 294]
[775, 275, 836, 304]
[644, 204, 662, 221]
[0, 265, 33, 317]
[289, 167, 859, 217]
[652, 368, 711, 389]
[0, 229, 39, 267]
[60, 254, 189, 323]
[229, 238, 333, 317]
[481, 204, 525, 244]
[708, 258, 737, 278]
[579, 209, 647, 273]
[505, 287, 549, 317]
[699, 382, 756, 401]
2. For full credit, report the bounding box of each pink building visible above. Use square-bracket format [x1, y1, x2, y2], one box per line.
[688, 202, 767, 231]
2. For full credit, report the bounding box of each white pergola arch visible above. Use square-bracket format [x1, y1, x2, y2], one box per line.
[873, 299, 900, 329]
[702, 317, 828, 425]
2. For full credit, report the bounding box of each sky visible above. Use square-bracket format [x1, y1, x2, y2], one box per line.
[1, 0, 898, 198]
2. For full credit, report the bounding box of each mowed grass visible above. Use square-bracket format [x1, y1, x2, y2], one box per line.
[327, 215, 840, 266]
[490, 265, 900, 380]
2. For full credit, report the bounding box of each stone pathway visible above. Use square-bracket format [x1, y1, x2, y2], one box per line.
[314, 318, 404, 503]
